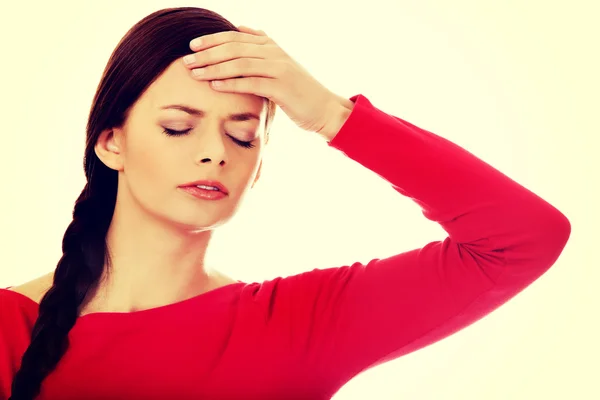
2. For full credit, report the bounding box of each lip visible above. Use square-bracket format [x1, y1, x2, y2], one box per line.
[179, 180, 229, 194]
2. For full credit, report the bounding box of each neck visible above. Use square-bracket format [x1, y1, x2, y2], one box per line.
[81, 191, 221, 315]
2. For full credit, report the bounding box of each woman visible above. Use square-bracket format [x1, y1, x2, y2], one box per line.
[0, 6, 571, 400]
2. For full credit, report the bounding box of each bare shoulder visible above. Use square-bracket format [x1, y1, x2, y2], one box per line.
[7, 272, 54, 305]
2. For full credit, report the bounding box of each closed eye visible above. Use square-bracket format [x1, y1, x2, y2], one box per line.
[162, 128, 255, 149]
[162, 128, 192, 136]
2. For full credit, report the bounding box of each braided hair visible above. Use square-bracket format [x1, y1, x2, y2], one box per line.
[9, 7, 276, 399]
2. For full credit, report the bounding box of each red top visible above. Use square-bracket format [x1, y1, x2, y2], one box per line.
[0, 94, 571, 400]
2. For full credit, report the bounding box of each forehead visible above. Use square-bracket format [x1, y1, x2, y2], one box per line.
[136, 58, 267, 119]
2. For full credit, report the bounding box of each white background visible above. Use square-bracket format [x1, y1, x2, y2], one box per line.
[0, 0, 598, 399]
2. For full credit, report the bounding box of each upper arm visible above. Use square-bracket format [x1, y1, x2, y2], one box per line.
[0, 286, 43, 399]
[265, 235, 552, 388]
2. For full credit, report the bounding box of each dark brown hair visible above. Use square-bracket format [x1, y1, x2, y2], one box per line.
[9, 7, 276, 399]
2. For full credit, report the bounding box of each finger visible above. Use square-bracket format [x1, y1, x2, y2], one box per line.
[190, 58, 277, 81]
[237, 25, 267, 36]
[210, 77, 276, 99]
[190, 30, 268, 52]
[183, 42, 267, 69]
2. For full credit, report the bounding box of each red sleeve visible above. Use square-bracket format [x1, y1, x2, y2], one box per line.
[0, 290, 38, 399]
[255, 94, 571, 392]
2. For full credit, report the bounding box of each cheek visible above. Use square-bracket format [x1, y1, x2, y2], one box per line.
[122, 135, 180, 198]
[234, 156, 262, 193]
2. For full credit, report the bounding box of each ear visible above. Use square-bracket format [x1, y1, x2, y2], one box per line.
[251, 160, 262, 188]
[94, 128, 124, 171]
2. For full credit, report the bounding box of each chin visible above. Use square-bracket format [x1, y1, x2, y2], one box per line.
[166, 212, 233, 233]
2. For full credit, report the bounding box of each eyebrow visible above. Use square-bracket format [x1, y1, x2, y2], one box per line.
[160, 104, 260, 122]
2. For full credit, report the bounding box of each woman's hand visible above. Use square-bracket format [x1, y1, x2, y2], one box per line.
[182, 26, 353, 140]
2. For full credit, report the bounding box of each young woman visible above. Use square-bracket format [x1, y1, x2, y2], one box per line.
[0, 6, 571, 400]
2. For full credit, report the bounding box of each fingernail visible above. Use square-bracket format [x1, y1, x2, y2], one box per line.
[192, 68, 205, 76]
[190, 38, 203, 48]
[183, 55, 195, 65]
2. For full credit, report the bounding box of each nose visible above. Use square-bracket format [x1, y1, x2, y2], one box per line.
[191, 126, 228, 166]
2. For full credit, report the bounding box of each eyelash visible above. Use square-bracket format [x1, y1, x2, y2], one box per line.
[162, 128, 256, 149]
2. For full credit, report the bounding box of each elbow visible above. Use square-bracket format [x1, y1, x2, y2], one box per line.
[529, 211, 571, 273]
[556, 212, 572, 245]
[544, 211, 571, 265]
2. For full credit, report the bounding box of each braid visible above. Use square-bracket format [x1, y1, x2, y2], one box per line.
[9, 181, 114, 399]
[8, 7, 276, 399]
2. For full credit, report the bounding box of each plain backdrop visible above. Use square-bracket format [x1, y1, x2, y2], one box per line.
[0, 0, 598, 399]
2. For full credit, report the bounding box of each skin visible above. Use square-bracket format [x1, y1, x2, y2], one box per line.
[10, 26, 356, 313]
[11, 57, 268, 314]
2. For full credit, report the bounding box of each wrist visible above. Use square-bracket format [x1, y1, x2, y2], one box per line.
[318, 94, 355, 142]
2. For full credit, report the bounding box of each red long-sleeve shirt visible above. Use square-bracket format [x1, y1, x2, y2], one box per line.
[0, 94, 571, 399]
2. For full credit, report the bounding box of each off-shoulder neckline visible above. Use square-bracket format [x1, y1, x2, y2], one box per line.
[1, 281, 248, 329]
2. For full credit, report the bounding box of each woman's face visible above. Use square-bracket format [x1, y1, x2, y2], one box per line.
[96, 58, 268, 231]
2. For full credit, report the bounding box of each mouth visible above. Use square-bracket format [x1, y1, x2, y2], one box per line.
[179, 185, 228, 201]
[179, 180, 229, 195]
